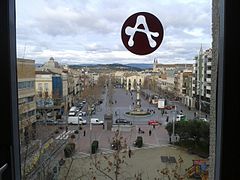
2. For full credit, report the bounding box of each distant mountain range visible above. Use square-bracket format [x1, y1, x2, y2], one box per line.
[36, 63, 153, 70]
[125, 63, 152, 69]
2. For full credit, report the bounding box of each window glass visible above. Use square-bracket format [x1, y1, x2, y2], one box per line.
[16, 0, 212, 179]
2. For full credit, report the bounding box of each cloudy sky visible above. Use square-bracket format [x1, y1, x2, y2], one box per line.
[16, 0, 212, 65]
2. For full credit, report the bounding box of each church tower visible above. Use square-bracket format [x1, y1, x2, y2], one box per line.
[153, 58, 158, 71]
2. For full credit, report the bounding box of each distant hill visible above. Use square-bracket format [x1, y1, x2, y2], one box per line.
[125, 63, 152, 69]
[69, 63, 143, 71]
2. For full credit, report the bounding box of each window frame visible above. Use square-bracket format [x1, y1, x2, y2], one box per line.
[1, 0, 238, 179]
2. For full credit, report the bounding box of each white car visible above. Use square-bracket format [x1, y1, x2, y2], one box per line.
[199, 117, 208, 122]
[90, 118, 104, 125]
[176, 114, 186, 121]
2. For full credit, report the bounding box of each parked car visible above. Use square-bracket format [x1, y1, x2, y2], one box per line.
[57, 119, 67, 125]
[44, 119, 58, 125]
[115, 118, 132, 125]
[78, 111, 87, 116]
[176, 114, 186, 121]
[199, 117, 208, 122]
[148, 120, 160, 126]
[164, 105, 175, 110]
[90, 118, 104, 125]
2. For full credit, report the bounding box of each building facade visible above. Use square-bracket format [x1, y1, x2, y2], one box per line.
[17, 58, 36, 144]
[192, 48, 212, 114]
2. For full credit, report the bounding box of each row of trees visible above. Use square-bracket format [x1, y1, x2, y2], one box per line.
[165, 119, 209, 157]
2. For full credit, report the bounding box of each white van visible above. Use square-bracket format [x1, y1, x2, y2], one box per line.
[90, 118, 104, 125]
[68, 115, 87, 125]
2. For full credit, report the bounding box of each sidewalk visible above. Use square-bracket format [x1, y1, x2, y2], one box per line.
[58, 145, 208, 180]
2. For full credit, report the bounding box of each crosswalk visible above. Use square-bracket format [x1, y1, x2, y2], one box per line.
[55, 130, 75, 140]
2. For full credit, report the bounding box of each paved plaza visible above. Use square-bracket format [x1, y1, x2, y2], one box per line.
[55, 87, 208, 179]
[59, 145, 207, 180]
[34, 87, 209, 179]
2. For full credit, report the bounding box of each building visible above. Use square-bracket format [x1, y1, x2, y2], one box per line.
[35, 70, 65, 118]
[192, 47, 212, 114]
[17, 58, 36, 144]
[125, 75, 144, 91]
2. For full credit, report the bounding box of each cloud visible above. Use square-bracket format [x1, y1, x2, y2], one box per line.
[16, 0, 212, 65]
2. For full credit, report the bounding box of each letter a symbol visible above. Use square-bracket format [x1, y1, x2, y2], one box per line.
[125, 15, 159, 48]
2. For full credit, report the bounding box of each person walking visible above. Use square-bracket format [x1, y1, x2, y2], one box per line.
[149, 129, 152, 136]
[83, 130, 86, 136]
[128, 147, 132, 158]
[166, 116, 169, 122]
[65, 126, 68, 132]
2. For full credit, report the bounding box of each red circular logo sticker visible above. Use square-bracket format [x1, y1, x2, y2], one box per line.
[121, 12, 164, 55]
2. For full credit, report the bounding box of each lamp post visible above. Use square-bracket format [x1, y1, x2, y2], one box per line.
[90, 118, 92, 158]
[171, 104, 177, 144]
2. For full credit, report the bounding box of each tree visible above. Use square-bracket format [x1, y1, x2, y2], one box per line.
[165, 120, 209, 155]
[88, 130, 130, 180]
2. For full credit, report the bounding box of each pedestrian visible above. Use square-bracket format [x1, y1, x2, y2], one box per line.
[65, 126, 68, 132]
[102, 123, 105, 129]
[138, 127, 141, 133]
[153, 125, 155, 129]
[205, 114, 208, 119]
[128, 147, 132, 158]
[180, 110, 183, 114]
[166, 116, 169, 122]
[149, 129, 152, 136]
[83, 130, 86, 136]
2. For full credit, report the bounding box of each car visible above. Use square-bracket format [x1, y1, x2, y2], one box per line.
[79, 117, 87, 125]
[148, 120, 160, 126]
[57, 119, 67, 125]
[115, 118, 132, 124]
[90, 118, 104, 125]
[78, 111, 87, 116]
[199, 117, 208, 122]
[44, 119, 58, 125]
[164, 105, 175, 110]
[176, 114, 186, 121]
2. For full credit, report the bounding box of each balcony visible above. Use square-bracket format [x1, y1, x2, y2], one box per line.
[206, 78, 211, 83]
[207, 61, 211, 66]
[206, 85, 211, 90]
[207, 70, 211, 74]
[206, 94, 211, 98]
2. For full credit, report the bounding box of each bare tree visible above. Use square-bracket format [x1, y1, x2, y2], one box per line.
[89, 130, 130, 180]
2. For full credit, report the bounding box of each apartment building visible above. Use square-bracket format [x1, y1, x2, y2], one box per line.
[17, 58, 36, 144]
[192, 48, 212, 114]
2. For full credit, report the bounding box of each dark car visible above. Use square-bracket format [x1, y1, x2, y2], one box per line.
[115, 118, 132, 125]
[44, 119, 58, 125]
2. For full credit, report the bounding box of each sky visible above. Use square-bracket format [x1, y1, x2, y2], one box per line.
[16, 0, 212, 65]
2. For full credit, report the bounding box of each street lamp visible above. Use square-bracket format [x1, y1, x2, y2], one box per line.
[171, 104, 177, 144]
[90, 119, 92, 157]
